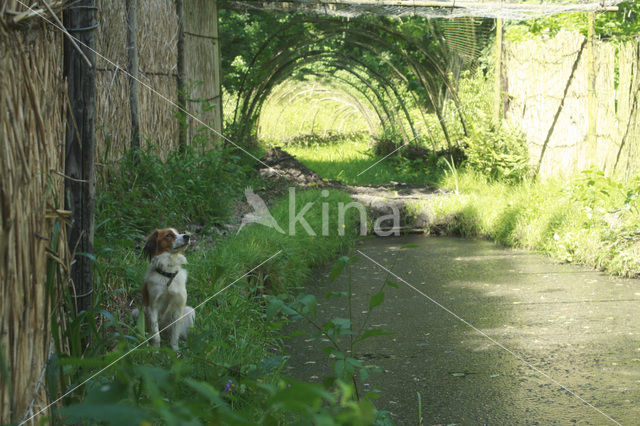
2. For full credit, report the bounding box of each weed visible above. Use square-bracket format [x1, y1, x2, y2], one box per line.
[55, 175, 383, 423]
[464, 123, 531, 183]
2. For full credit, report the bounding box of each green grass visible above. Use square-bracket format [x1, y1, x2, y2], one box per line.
[61, 144, 377, 424]
[286, 138, 445, 186]
[412, 168, 640, 278]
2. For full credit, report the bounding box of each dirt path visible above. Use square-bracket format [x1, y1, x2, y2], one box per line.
[254, 146, 447, 233]
[286, 236, 640, 425]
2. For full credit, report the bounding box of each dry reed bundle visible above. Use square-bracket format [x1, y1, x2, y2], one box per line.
[0, 14, 67, 425]
[1, 0, 66, 27]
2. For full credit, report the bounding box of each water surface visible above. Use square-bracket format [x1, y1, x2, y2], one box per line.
[287, 236, 640, 424]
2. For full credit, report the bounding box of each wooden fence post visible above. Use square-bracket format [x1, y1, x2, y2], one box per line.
[493, 17, 503, 126]
[127, 0, 140, 152]
[176, 0, 187, 150]
[211, 0, 223, 139]
[587, 12, 597, 167]
[63, 0, 97, 322]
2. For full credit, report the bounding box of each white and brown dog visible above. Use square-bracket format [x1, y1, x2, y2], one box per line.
[138, 228, 195, 350]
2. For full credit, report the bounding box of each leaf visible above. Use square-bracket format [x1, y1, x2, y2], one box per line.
[58, 403, 146, 425]
[385, 280, 399, 289]
[325, 291, 347, 299]
[329, 256, 349, 282]
[298, 294, 317, 317]
[354, 329, 393, 344]
[334, 359, 347, 379]
[266, 298, 284, 320]
[369, 291, 385, 311]
[331, 317, 351, 331]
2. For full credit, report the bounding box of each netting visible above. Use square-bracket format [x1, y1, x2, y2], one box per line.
[222, 0, 625, 21]
[443, 17, 491, 66]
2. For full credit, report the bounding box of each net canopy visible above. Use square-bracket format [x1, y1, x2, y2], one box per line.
[222, 0, 624, 21]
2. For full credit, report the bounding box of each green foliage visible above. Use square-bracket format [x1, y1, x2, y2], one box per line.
[464, 124, 531, 183]
[95, 143, 260, 242]
[423, 168, 640, 277]
[371, 128, 404, 157]
[60, 155, 384, 424]
[265, 131, 370, 148]
[506, 4, 640, 41]
[265, 253, 399, 413]
[219, 10, 479, 141]
[566, 168, 624, 209]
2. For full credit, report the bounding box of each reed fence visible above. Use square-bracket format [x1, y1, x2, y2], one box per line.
[504, 30, 640, 179]
[96, 0, 222, 162]
[0, 2, 69, 424]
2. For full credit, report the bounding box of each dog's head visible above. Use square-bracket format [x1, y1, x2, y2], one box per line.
[143, 228, 190, 259]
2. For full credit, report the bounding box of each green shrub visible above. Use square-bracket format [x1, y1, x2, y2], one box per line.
[422, 167, 640, 277]
[370, 128, 404, 157]
[464, 124, 531, 183]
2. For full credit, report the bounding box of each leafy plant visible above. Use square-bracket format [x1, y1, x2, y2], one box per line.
[371, 128, 405, 157]
[464, 123, 531, 183]
[567, 168, 623, 209]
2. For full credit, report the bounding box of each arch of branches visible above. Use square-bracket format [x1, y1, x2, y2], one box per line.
[225, 13, 478, 150]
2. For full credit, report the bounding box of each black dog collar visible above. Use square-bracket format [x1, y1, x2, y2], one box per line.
[155, 268, 178, 284]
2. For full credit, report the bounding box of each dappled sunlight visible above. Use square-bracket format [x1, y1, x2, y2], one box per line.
[287, 138, 447, 186]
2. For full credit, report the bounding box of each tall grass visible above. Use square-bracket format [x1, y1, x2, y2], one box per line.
[416, 168, 640, 277]
[95, 144, 262, 243]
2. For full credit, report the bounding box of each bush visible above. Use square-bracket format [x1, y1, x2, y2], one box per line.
[370, 128, 404, 157]
[464, 124, 531, 183]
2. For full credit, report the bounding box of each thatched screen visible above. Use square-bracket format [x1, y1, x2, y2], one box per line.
[505, 31, 640, 179]
[96, 0, 179, 161]
[0, 3, 68, 424]
[184, 0, 223, 141]
[96, 0, 223, 161]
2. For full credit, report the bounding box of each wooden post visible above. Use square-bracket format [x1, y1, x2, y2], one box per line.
[493, 17, 503, 126]
[126, 0, 140, 152]
[211, 0, 223, 139]
[63, 0, 97, 321]
[587, 12, 597, 167]
[176, 0, 187, 150]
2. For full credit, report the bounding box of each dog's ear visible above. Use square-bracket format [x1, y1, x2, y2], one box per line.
[143, 230, 158, 259]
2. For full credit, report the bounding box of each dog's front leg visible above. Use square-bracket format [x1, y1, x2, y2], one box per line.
[169, 320, 180, 351]
[147, 307, 160, 348]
